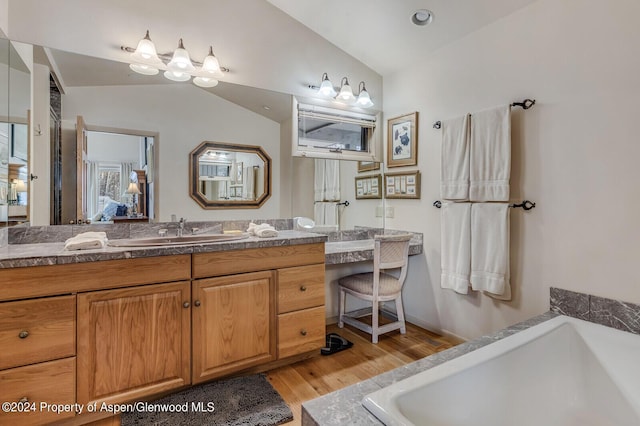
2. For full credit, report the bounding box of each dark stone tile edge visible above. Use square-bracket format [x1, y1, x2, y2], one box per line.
[550, 287, 640, 335]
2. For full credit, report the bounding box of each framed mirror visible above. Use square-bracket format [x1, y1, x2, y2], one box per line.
[189, 141, 271, 209]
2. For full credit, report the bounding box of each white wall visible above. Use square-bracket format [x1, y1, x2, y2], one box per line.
[30, 61, 51, 226]
[87, 132, 141, 165]
[383, 0, 640, 340]
[63, 83, 281, 222]
[0, 0, 7, 37]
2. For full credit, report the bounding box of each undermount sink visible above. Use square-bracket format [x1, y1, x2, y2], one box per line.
[108, 233, 249, 247]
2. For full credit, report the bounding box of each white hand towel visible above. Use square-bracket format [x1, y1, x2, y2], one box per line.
[247, 222, 278, 238]
[64, 231, 108, 251]
[314, 202, 338, 226]
[440, 202, 471, 294]
[470, 106, 511, 201]
[441, 114, 470, 200]
[470, 203, 511, 299]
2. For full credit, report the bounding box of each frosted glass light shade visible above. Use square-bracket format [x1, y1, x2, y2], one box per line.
[195, 47, 224, 79]
[356, 89, 374, 108]
[164, 70, 191, 82]
[193, 77, 219, 88]
[129, 63, 159, 75]
[131, 31, 161, 63]
[318, 73, 336, 98]
[167, 39, 195, 73]
[336, 78, 355, 104]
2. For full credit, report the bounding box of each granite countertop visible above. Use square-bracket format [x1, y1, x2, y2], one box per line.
[0, 230, 328, 269]
[0, 230, 424, 269]
[301, 311, 558, 425]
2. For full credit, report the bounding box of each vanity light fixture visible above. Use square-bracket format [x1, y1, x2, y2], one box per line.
[336, 77, 356, 104]
[356, 81, 374, 108]
[317, 72, 337, 98]
[123, 30, 228, 87]
[310, 73, 374, 108]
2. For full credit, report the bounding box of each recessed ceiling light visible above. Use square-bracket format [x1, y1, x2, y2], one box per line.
[411, 9, 433, 26]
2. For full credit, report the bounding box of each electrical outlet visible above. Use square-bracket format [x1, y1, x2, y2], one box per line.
[385, 206, 394, 218]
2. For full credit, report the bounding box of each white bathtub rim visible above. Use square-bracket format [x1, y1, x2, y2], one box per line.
[362, 315, 640, 426]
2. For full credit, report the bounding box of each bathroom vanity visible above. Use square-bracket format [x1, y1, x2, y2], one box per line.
[0, 233, 326, 425]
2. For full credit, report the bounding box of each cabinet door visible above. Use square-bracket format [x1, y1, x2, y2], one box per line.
[77, 281, 191, 405]
[192, 271, 275, 383]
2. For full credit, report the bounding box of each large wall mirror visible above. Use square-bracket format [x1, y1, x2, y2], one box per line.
[189, 141, 271, 209]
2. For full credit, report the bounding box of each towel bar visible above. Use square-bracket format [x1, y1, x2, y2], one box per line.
[433, 98, 536, 129]
[433, 200, 536, 210]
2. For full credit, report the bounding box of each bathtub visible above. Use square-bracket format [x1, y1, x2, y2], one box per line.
[362, 315, 640, 426]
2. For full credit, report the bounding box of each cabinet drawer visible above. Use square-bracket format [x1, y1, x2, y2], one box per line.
[277, 264, 325, 313]
[0, 295, 76, 370]
[278, 306, 325, 358]
[0, 357, 76, 425]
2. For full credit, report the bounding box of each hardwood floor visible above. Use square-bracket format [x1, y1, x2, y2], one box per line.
[266, 321, 462, 426]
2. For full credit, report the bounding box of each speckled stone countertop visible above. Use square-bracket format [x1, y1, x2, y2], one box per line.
[0, 230, 328, 269]
[301, 311, 558, 425]
[0, 230, 424, 269]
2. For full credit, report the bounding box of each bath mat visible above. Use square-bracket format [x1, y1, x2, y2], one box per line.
[321, 332, 353, 355]
[121, 373, 293, 426]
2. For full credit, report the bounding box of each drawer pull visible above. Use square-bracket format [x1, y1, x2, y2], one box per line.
[194, 300, 201, 307]
[300, 285, 307, 292]
[300, 329, 307, 336]
[18, 330, 29, 339]
[183, 302, 190, 308]
[19, 397, 28, 403]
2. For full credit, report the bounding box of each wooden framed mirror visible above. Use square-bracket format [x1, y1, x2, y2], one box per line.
[189, 141, 271, 209]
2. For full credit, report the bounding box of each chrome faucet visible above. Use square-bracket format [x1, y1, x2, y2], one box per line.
[177, 217, 186, 237]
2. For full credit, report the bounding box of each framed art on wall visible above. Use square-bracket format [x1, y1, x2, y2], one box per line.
[384, 171, 421, 199]
[387, 112, 418, 168]
[355, 174, 382, 199]
[357, 161, 380, 173]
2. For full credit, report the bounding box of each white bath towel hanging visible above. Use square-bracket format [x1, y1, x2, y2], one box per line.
[470, 203, 511, 300]
[440, 202, 471, 294]
[441, 114, 470, 200]
[469, 106, 511, 201]
[314, 202, 338, 226]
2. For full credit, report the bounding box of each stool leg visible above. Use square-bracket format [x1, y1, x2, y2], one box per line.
[396, 296, 406, 334]
[338, 287, 346, 328]
[372, 300, 379, 343]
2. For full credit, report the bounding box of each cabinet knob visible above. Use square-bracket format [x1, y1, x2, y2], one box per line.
[300, 329, 307, 336]
[18, 330, 29, 339]
[194, 300, 201, 307]
[183, 302, 190, 308]
[19, 397, 28, 403]
[299, 285, 307, 292]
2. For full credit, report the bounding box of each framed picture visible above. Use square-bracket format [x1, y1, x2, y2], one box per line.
[384, 171, 421, 199]
[357, 161, 380, 173]
[387, 112, 418, 168]
[355, 174, 382, 199]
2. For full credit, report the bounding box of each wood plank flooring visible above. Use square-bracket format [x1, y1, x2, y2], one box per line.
[266, 321, 462, 426]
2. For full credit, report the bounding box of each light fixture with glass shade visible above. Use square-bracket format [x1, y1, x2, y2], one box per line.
[356, 81, 374, 108]
[317, 72, 337, 98]
[336, 77, 356, 104]
[126, 182, 142, 216]
[123, 31, 228, 87]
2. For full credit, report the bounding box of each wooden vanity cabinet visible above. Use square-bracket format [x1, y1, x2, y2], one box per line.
[192, 271, 276, 384]
[77, 281, 191, 406]
[0, 295, 77, 426]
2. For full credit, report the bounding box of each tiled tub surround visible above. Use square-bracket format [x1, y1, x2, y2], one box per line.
[302, 289, 640, 425]
[551, 287, 640, 335]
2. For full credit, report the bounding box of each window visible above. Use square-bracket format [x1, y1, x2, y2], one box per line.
[98, 164, 121, 202]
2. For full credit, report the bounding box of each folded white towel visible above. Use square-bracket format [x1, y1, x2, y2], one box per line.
[441, 114, 470, 200]
[470, 203, 511, 300]
[64, 231, 108, 251]
[440, 202, 471, 294]
[247, 222, 279, 238]
[470, 105, 511, 201]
